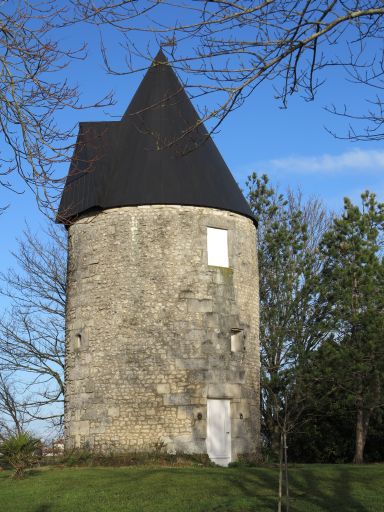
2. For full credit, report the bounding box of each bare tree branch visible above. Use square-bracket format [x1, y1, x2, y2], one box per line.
[76, 1, 384, 141]
[0, 373, 30, 440]
[0, 223, 66, 424]
[0, 1, 115, 213]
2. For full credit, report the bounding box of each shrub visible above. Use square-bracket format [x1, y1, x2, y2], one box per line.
[61, 448, 93, 467]
[0, 433, 42, 479]
[58, 449, 212, 468]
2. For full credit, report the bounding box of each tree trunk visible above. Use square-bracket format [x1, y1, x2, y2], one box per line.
[271, 426, 281, 459]
[353, 407, 364, 464]
[284, 432, 289, 512]
[278, 433, 283, 512]
[353, 400, 370, 464]
[265, 404, 281, 460]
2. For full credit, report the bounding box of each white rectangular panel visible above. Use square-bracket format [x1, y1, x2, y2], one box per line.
[207, 227, 229, 267]
[207, 399, 231, 466]
[231, 330, 244, 352]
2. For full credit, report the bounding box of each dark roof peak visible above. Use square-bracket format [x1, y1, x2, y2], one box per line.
[152, 47, 168, 65]
[58, 52, 255, 225]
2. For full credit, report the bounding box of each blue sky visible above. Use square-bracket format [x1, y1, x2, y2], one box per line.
[1, 18, 384, 277]
[1, 10, 384, 438]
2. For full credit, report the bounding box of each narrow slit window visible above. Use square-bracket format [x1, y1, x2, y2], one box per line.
[207, 227, 229, 267]
[74, 334, 82, 352]
[231, 329, 244, 352]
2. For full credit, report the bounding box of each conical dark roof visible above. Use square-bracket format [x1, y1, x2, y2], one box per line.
[58, 49, 255, 225]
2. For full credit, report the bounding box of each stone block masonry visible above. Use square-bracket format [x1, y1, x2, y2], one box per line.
[64, 205, 260, 459]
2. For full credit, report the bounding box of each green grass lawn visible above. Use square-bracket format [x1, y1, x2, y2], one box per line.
[0, 464, 383, 512]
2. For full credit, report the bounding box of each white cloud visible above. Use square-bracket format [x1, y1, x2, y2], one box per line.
[266, 149, 384, 174]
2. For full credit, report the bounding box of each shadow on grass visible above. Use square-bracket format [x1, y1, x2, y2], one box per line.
[95, 466, 279, 511]
[2, 465, 381, 512]
[27, 469, 45, 478]
[227, 467, 278, 510]
[289, 465, 370, 511]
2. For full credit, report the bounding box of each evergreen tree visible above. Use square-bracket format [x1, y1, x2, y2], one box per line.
[318, 192, 384, 463]
[247, 173, 328, 457]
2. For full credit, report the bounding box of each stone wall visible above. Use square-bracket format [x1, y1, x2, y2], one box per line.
[64, 205, 260, 458]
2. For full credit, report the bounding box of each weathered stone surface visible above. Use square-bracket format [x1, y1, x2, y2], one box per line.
[156, 384, 170, 394]
[207, 383, 242, 398]
[64, 205, 260, 459]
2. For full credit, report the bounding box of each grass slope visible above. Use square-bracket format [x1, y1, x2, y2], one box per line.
[0, 464, 383, 512]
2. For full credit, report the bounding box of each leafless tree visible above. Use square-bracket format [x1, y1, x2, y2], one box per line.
[75, 0, 384, 142]
[0, 373, 29, 440]
[3, 1, 383, 212]
[0, 223, 66, 426]
[0, 1, 114, 213]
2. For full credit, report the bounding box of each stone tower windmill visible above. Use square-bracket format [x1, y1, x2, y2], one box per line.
[58, 50, 260, 465]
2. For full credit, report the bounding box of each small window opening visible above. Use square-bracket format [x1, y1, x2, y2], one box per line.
[74, 334, 82, 352]
[231, 329, 244, 352]
[207, 227, 229, 267]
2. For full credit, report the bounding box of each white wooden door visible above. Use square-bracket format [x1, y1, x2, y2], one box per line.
[207, 399, 231, 466]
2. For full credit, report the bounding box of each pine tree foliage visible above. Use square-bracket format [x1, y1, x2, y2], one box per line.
[318, 192, 384, 463]
[247, 173, 329, 456]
